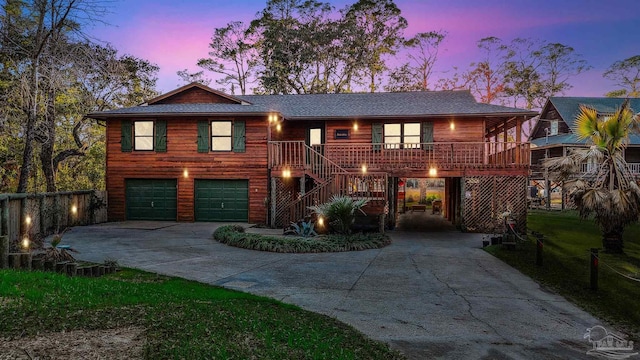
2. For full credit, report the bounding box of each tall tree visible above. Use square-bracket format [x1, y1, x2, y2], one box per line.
[176, 69, 211, 87]
[603, 55, 640, 97]
[544, 102, 640, 253]
[384, 31, 446, 92]
[343, 0, 407, 93]
[465, 37, 508, 104]
[0, 0, 110, 193]
[197, 21, 256, 95]
[250, 0, 335, 94]
[502, 38, 589, 109]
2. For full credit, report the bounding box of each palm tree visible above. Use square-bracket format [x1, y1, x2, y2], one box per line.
[544, 100, 640, 253]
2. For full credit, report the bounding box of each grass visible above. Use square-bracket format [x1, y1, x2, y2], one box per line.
[485, 209, 640, 336]
[0, 269, 404, 359]
[214, 225, 391, 253]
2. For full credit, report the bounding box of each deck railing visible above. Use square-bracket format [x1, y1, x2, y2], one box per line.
[269, 141, 529, 171]
[286, 172, 388, 224]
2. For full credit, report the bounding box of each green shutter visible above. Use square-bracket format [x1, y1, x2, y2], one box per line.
[121, 120, 132, 152]
[372, 123, 382, 151]
[233, 120, 245, 153]
[422, 122, 434, 150]
[197, 120, 209, 153]
[155, 120, 167, 152]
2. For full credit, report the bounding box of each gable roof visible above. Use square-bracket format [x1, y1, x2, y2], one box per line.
[532, 97, 640, 147]
[146, 82, 251, 105]
[88, 84, 537, 120]
[541, 97, 640, 130]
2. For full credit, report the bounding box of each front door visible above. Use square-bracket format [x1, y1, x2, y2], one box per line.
[306, 124, 325, 166]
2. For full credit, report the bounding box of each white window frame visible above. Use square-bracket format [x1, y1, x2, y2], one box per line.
[384, 123, 421, 149]
[134, 120, 154, 151]
[211, 120, 232, 152]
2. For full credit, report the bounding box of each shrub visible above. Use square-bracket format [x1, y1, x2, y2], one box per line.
[213, 225, 390, 253]
[308, 195, 369, 234]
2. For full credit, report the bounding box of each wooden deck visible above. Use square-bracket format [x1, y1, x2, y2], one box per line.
[268, 141, 530, 176]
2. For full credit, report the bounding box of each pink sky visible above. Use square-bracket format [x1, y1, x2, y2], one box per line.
[89, 0, 640, 100]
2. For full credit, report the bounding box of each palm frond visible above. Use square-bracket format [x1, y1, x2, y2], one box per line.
[574, 105, 600, 141]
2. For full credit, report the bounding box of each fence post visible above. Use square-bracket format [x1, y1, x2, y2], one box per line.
[0, 235, 8, 268]
[590, 248, 599, 291]
[536, 235, 544, 266]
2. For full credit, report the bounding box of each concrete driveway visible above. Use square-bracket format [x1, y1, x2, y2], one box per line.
[63, 221, 602, 359]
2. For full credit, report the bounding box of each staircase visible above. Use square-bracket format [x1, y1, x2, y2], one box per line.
[276, 144, 349, 225]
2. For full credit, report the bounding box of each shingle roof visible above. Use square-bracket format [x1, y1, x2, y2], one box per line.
[546, 97, 640, 129]
[87, 85, 537, 120]
[531, 133, 640, 148]
[237, 91, 536, 119]
[90, 103, 269, 117]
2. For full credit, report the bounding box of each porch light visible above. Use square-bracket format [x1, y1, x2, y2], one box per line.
[183, 169, 189, 178]
[353, 122, 358, 131]
[361, 164, 367, 174]
[71, 205, 78, 215]
[268, 114, 278, 123]
[449, 121, 455, 130]
[25, 215, 31, 226]
[21, 235, 29, 250]
[429, 167, 438, 177]
[283, 169, 291, 178]
[276, 123, 282, 132]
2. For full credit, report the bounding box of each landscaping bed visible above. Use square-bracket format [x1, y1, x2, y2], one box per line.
[485, 210, 640, 337]
[0, 269, 404, 359]
[214, 225, 391, 253]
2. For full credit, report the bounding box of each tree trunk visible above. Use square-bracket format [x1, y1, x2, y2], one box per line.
[17, 98, 38, 193]
[602, 230, 624, 253]
[41, 89, 57, 192]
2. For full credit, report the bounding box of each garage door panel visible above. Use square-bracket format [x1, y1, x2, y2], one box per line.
[195, 180, 248, 222]
[126, 179, 177, 221]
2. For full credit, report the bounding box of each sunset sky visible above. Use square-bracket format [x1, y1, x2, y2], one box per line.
[89, 0, 640, 102]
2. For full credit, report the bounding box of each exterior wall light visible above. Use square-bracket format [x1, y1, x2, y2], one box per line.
[450, 121, 455, 130]
[353, 122, 358, 131]
[276, 123, 282, 132]
[21, 235, 30, 250]
[25, 215, 31, 226]
[318, 217, 324, 226]
[361, 164, 367, 174]
[183, 169, 189, 178]
[71, 205, 78, 215]
[283, 169, 291, 178]
[429, 167, 438, 177]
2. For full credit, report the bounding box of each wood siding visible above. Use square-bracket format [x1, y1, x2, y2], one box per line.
[280, 118, 485, 145]
[153, 87, 239, 105]
[106, 116, 268, 223]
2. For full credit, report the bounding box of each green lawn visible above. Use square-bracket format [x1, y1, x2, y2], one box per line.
[0, 269, 404, 359]
[486, 210, 640, 336]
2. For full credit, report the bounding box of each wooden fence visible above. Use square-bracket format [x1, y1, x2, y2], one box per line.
[0, 190, 107, 249]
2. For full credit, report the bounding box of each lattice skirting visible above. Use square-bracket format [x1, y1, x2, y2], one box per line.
[273, 178, 297, 227]
[462, 176, 527, 233]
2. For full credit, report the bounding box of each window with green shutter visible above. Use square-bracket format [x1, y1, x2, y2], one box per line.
[197, 120, 209, 153]
[121, 120, 132, 152]
[233, 120, 246, 153]
[422, 122, 434, 150]
[155, 120, 167, 152]
[372, 123, 382, 151]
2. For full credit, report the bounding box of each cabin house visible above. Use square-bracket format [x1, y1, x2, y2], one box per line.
[530, 97, 640, 207]
[88, 83, 537, 232]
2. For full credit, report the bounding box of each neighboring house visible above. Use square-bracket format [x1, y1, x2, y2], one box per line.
[87, 83, 537, 232]
[530, 97, 640, 206]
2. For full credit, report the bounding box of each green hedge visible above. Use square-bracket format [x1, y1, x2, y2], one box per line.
[213, 225, 391, 253]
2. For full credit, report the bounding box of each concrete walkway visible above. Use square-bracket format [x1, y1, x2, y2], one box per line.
[63, 221, 601, 359]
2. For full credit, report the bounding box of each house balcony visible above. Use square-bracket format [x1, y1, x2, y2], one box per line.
[268, 141, 530, 177]
[530, 162, 640, 180]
